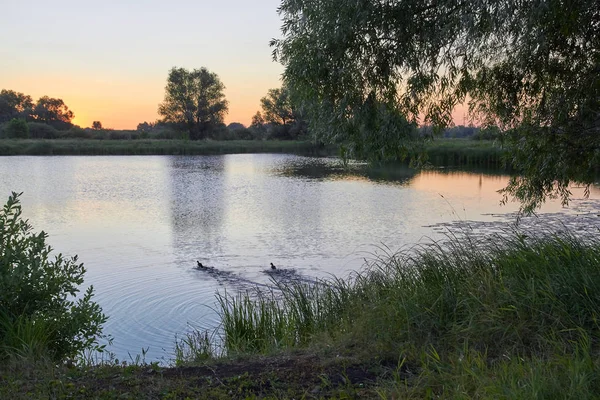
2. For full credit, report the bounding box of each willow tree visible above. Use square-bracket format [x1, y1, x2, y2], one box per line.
[273, 0, 599, 211]
[158, 67, 229, 140]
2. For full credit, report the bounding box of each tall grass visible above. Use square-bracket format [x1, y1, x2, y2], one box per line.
[0, 311, 53, 361]
[216, 278, 353, 354]
[212, 232, 600, 359]
[424, 138, 506, 168]
[174, 230, 600, 395]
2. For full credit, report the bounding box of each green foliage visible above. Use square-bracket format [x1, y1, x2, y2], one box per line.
[0, 192, 106, 361]
[424, 138, 505, 167]
[158, 67, 229, 140]
[221, 123, 257, 140]
[27, 122, 58, 139]
[5, 118, 29, 139]
[218, 231, 600, 361]
[174, 330, 218, 366]
[274, 0, 599, 209]
[380, 340, 600, 398]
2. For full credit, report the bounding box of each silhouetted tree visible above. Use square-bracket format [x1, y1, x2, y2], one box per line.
[91, 121, 103, 130]
[158, 67, 229, 140]
[0, 90, 33, 123]
[251, 111, 265, 129]
[32, 96, 74, 130]
[260, 86, 294, 125]
[136, 121, 155, 132]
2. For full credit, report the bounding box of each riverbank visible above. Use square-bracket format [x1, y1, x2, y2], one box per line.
[0, 138, 505, 167]
[0, 139, 335, 157]
[2, 231, 598, 398]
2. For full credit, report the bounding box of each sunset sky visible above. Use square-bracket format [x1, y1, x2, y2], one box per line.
[0, 0, 284, 129]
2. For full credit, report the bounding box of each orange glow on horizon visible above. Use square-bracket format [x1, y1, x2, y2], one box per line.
[2, 71, 279, 130]
[3, 74, 471, 130]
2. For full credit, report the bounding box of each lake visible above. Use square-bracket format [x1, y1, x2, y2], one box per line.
[1, 154, 599, 363]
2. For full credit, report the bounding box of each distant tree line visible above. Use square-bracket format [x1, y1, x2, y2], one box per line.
[419, 125, 500, 141]
[1, 80, 498, 144]
[0, 89, 76, 138]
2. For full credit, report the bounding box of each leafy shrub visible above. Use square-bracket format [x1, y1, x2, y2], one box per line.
[5, 118, 29, 139]
[27, 122, 59, 139]
[147, 126, 179, 140]
[59, 126, 91, 139]
[267, 124, 293, 140]
[0, 192, 106, 361]
[108, 130, 141, 140]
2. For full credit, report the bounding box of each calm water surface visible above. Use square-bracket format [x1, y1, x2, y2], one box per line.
[1, 154, 598, 362]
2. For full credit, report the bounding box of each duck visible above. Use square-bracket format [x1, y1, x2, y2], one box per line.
[270, 262, 277, 270]
[196, 261, 206, 269]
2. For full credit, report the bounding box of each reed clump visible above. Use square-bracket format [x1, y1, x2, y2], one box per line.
[424, 138, 506, 167]
[216, 232, 600, 358]
[178, 230, 600, 396]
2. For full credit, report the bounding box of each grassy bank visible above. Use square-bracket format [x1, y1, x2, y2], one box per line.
[0, 138, 506, 167]
[180, 231, 600, 398]
[0, 139, 334, 157]
[4, 232, 598, 398]
[424, 138, 506, 168]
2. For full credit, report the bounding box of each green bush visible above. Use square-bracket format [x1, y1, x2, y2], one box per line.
[59, 126, 91, 139]
[5, 119, 29, 139]
[0, 192, 106, 361]
[147, 126, 179, 140]
[27, 122, 58, 139]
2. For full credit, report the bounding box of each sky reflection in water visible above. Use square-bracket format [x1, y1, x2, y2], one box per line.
[0, 154, 598, 362]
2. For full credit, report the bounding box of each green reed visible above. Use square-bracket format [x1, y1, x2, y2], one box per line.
[173, 230, 600, 396]
[190, 230, 600, 360]
[424, 138, 506, 167]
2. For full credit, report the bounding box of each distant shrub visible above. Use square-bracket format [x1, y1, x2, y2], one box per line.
[212, 124, 259, 140]
[108, 130, 130, 140]
[108, 130, 141, 140]
[27, 122, 58, 139]
[148, 126, 180, 140]
[443, 125, 480, 139]
[267, 124, 293, 140]
[5, 118, 29, 139]
[288, 120, 309, 140]
[227, 122, 246, 131]
[88, 129, 109, 140]
[136, 122, 155, 134]
[473, 126, 501, 141]
[59, 126, 91, 139]
[234, 128, 256, 140]
[0, 192, 106, 361]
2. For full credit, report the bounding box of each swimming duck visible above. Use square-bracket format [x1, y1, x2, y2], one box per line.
[196, 261, 205, 269]
[270, 262, 277, 270]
